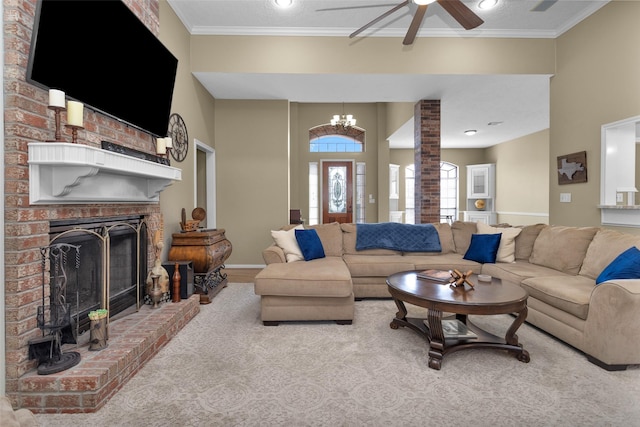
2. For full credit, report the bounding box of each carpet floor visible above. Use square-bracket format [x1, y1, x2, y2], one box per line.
[36, 283, 640, 427]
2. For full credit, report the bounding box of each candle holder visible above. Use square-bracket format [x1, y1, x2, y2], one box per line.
[47, 106, 66, 142]
[165, 147, 172, 165]
[65, 124, 84, 144]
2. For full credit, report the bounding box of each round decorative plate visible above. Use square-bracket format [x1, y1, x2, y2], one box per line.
[192, 207, 206, 221]
[168, 113, 188, 162]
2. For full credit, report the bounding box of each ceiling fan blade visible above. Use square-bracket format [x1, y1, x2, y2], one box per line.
[531, 0, 558, 12]
[403, 4, 427, 45]
[317, 4, 399, 12]
[437, 0, 484, 30]
[350, 0, 409, 39]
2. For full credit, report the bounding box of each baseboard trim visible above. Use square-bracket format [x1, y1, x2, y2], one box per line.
[226, 264, 266, 269]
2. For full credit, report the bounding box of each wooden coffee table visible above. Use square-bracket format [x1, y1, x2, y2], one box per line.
[386, 270, 530, 370]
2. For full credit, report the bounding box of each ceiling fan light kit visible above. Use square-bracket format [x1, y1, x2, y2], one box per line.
[274, 0, 293, 8]
[478, 0, 498, 10]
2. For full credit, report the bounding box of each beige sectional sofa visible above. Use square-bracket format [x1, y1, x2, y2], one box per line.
[254, 221, 640, 370]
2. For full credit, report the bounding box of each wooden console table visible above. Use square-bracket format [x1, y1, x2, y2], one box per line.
[168, 229, 232, 304]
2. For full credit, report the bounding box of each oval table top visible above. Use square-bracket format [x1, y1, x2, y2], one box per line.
[386, 270, 527, 315]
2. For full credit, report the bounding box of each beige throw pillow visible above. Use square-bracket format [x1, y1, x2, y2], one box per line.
[476, 222, 522, 263]
[271, 224, 304, 262]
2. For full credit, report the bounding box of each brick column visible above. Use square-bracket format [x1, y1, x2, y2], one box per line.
[414, 100, 441, 224]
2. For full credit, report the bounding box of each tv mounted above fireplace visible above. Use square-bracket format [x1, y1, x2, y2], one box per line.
[27, 0, 178, 138]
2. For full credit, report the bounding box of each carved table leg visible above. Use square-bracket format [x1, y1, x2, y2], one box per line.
[427, 308, 444, 370]
[505, 305, 530, 363]
[390, 298, 408, 329]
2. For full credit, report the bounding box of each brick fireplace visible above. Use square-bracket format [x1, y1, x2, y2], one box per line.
[3, 0, 198, 413]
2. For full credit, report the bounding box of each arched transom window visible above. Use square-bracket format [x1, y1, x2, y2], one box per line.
[309, 124, 365, 153]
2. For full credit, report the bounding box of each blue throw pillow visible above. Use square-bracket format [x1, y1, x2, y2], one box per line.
[295, 229, 326, 261]
[596, 246, 640, 284]
[463, 233, 502, 264]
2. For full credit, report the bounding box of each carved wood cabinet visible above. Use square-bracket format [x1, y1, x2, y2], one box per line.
[168, 229, 232, 303]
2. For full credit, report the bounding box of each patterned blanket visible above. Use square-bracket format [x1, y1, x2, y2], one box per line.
[355, 222, 441, 252]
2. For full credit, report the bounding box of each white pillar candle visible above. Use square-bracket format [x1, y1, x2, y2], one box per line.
[48, 89, 65, 108]
[164, 137, 173, 148]
[156, 138, 167, 155]
[67, 101, 84, 127]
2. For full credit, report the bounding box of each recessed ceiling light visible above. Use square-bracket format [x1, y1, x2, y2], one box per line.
[464, 130, 477, 136]
[478, 0, 498, 10]
[275, 0, 293, 8]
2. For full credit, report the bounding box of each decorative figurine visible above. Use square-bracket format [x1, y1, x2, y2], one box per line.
[449, 269, 474, 290]
[145, 230, 170, 305]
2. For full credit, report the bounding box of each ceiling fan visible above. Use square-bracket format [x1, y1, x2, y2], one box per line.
[350, 0, 484, 46]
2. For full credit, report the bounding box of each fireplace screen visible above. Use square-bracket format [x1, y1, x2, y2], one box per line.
[49, 216, 147, 333]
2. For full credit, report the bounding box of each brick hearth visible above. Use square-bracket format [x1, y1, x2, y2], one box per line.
[15, 295, 199, 414]
[3, 0, 189, 412]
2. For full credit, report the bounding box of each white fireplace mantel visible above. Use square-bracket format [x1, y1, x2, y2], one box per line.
[28, 142, 182, 204]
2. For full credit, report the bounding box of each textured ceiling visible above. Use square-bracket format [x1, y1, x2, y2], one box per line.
[169, 0, 610, 148]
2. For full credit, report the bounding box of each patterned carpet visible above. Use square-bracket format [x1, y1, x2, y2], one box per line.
[36, 283, 640, 427]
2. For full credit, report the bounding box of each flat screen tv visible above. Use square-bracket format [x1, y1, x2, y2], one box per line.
[27, 0, 178, 138]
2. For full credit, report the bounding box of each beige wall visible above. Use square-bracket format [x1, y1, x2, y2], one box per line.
[486, 130, 550, 225]
[550, 0, 640, 230]
[163, 1, 638, 265]
[389, 146, 538, 225]
[187, 34, 557, 266]
[191, 36, 556, 75]
[159, 1, 217, 257]
[214, 100, 290, 266]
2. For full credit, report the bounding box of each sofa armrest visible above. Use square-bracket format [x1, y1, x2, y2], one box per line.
[263, 244, 286, 264]
[0, 396, 38, 427]
[583, 279, 640, 366]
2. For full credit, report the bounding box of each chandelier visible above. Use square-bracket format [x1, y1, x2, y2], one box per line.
[330, 104, 356, 129]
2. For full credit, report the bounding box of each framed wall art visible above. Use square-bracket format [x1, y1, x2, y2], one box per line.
[557, 151, 587, 185]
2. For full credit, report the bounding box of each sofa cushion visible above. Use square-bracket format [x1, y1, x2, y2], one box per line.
[405, 222, 455, 255]
[579, 228, 640, 280]
[342, 254, 415, 277]
[596, 246, 640, 285]
[254, 257, 352, 298]
[305, 222, 343, 257]
[481, 260, 570, 285]
[477, 222, 522, 263]
[341, 223, 401, 255]
[406, 253, 483, 274]
[520, 275, 594, 320]
[529, 226, 598, 275]
[514, 224, 547, 260]
[451, 221, 477, 254]
[463, 233, 501, 263]
[271, 224, 305, 262]
[295, 229, 325, 261]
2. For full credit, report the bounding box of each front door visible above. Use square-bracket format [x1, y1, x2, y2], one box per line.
[322, 161, 353, 224]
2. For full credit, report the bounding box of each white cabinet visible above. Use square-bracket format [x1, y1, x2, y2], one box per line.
[464, 211, 497, 224]
[467, 163, 495, 199]
[464, 163, 496, 224]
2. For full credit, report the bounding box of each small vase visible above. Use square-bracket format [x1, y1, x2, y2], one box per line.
[172, 262, 181, 303]
[149, 274, 163, 308]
